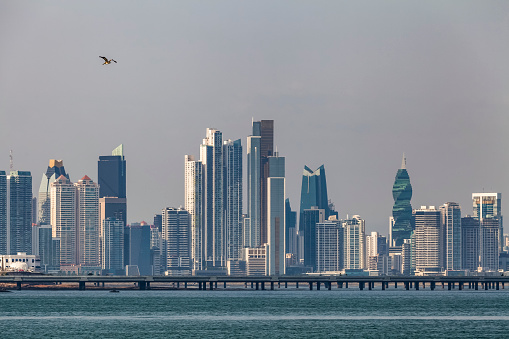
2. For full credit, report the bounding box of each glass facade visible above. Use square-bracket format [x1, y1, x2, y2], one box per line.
[391, 157, 413, 246]
[299, 165, 330, 224]
[266, 154, 285, 275]
[0, 171, 6, 254]
[8, 171, 33, 255]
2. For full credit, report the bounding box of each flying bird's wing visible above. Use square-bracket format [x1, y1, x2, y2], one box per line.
[99, 56, 108, 62]
[111, 59, 117, 63]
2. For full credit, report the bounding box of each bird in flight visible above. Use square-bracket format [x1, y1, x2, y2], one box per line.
[99, 56, 117, 65]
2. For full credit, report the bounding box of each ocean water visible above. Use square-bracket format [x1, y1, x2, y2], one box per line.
[1, 288, 509, 338]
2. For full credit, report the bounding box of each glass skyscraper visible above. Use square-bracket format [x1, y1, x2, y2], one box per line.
[440, 202, 461, 271]
[266, 153, 285, 275]
[0, 171, 6, 254]
[38, 160, 69, 226]
[7, 171, 33, 255]
[391, 155, 413, 247]
[98, 144, 126, 199]
[299, 165, 330, 222]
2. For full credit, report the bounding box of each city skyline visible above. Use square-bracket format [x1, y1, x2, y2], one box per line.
[1, 1, 508, 233]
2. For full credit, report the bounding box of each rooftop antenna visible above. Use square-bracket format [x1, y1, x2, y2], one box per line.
[9, 150, 13, 171]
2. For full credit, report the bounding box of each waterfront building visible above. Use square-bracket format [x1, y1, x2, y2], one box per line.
[472, 193, 503, 254]
[162, 207, 191, 276]
[75, 175, 100, 268]
[38, 160, 69, 226]
[0, 252, 40, 272]
[243, 247, 266, 276]
[101, 217, 124, 273]
[245, 134, 261, 248]
[0, 171, 6, 254]
[223, 139, 243, 261]
[6, 171, 32, 255]
[366, 232, 387, 257]
[414, 206, 441, 273]
[343, 215, 366, 269]
[391, 155, 413, 247]
[184, 155, 204, 271]
[128, 222, 151, 275]
[316, 218, 343, 272]
[440, 202, 461, 271]
[300, 165, 330, 223]
[285, 198, 298, 255]
[200, 128, 225, 268]
[50, 175, 76, 266]
[301, 207, 325, 270]
[461, 216, 479, 271]
[32, 224, 60, 272]
[266, 153, 285, 275]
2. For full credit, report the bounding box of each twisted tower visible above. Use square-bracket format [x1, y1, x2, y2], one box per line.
[391, 154, 413, 246]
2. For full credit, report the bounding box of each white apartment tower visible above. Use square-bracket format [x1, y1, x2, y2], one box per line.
[343, 215, 366, 269]
[75, 175, 100, 268]
[184, 155, 204, 271]
[50, 175, 76, 266]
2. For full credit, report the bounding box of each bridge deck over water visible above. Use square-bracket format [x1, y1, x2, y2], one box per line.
[1, 275, 509, 291]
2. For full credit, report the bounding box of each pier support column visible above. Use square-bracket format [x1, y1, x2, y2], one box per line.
[448, 283, 451, 291]
[475, 282, 478, 290]
[251, 282, 254, 289]
[256, 282, 259, 290]
[16, 282, 22, 290]
[309, 282, 313, 290]
[394, 282, 397, 289]
[423, 282, 426, 289]
[328, 282, 332, 291]
[431, 282, 435, 291]
[345, 282, 348, 289]
[271, 282, 274, 290]
[503, 282, 505, 289]
[278, 282, 281, 289]
[261, 282, 265, 290]
[317, 282, 321, 291]
[177, 282, 180, 289]
[285, 282, 288, 288]
[442, 282, 445, 289]
[459, 282, 463, 291]
[296, 282, 299, 289]
[415, 282, 419, 290]
[210, 282, 214, 290]
[198, 282, 202, 290]
[224, 282, 227, 289]
[368, 282, 372, 291]
[405, 282, 409, 290]
[139, 282, 146, 290]
[382, 282, 386, 291]
[147, 282, 151, 290]
[203, 282, 207, 290]
[359, 282, 364, 291]
[485, 283, 488, 291]
[79, 282, 86, 290]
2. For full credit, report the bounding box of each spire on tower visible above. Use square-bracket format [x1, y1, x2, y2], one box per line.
[401, 153, 406, 169]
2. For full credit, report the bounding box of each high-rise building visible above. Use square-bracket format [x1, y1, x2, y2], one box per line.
[75, 175, 100, 268]
[162, 207, 191, 275]
[200, 128, 225, 268]
[343, 215, 366, 269]
[300, 165, 330, 222]
[316, 218, 343, 272]
[413, 206, 441, 273]
[7, 171, 33, 255]
[101, 217, 124, 273]
[472, 193, 503, 253]
[98, 144, 126, 199]
[461, 216, 479, 271]
[245, 134, 261, 248]
[285, 198, 297, 255]
[256, 120, 274, 246]
[223, 139, 243, 261]
[266, 153, 285, 276]
[50, 175, 76, 266]
[184, 155, 204, 271]
[0, 171, 6, 254]
[32, 224, 60, 272]
[128, 222, 151, 275]
[391, 155, 413, 247]
[301, 207, 325, 270]
[440, 202, 461, 271]
[38, 160, 69, 225]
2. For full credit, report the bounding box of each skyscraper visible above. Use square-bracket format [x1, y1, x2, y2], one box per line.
[102, 217, 124, 273]
[299, 165, 330, 221]
[391, 155, 413, 246]
[472, 193, 503, 251]
[128, 222, 151, 275]
[75, 175, 100, 268]
[285, 198, 297, 255]
[343, 215, 366, 269]
[461, 216, 479, 271]
[413, 206, 441, 273]
[223, 139, 243, 261]
[38, 160, 69, 225]
[245, 134, 261, 248]
[200, 128, 225, 268]
[301, 207, 325, 270]
[98, 144, 126, 199]
[7, 171, 33, 255]
[440, 202, 461, 271]
[162, 207, 191, 275]
[184, 155, 204, 271]
[0, 171, 6, 254]
[256, 120, 274, 246]
[266, 152, 285, 276]
[50, 175, 76, 266]
[316, 218, 343, 272]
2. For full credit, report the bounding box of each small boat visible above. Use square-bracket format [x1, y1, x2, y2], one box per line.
[109, 289, 120, 293]
[0, 288, 11, 293]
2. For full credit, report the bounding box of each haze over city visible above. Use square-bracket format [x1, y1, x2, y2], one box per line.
[1, 1, 508, 233]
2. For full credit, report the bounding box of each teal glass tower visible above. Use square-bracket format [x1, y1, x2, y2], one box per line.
[391, 155, 413, 247]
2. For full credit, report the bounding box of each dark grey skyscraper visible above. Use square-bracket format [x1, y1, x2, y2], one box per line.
[285, 198, 297, 255]
[7, 171, 33, 255]
[162, 207, 191, 275]
[301, 207, 325, 270]
[128, 222, 151, 275]
[0, 171, 7, 254]
[299, 165, 330, 222]
[98, 144, 126, 199]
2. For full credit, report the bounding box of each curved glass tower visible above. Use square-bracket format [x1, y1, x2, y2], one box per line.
[392, 155, 413, 246]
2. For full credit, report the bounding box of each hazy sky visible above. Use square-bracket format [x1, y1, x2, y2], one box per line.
[1, 1, 508, 234]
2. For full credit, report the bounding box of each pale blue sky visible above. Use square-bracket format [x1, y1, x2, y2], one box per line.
[1, 1, 508, 233]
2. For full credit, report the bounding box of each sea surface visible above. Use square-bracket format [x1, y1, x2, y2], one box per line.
[1, 288, 509, 338]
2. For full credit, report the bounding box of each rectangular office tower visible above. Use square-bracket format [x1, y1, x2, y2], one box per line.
[0, 172, 6, 254]
[223, 139, 243, 261]
[413, 206, 441, 274]
[316, 218, 343, 272]
[200, 129, 225, 268]
[6, 171, 33, 255]
[472, 193, 503, 256]
[185, 155, 204, 271]
[102, 217, 124, 273]
[302, 208, 326, 270]
[162, 207, 191, 276]
[98, 144, 126, 199]
[343, 215, 366, 270]
[50, 175, 76, 266]
[245, 134, 261, 248]
[266, 153, 285, 276]
[440, 202, 461, 271]
[75, 175, 100, 268]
